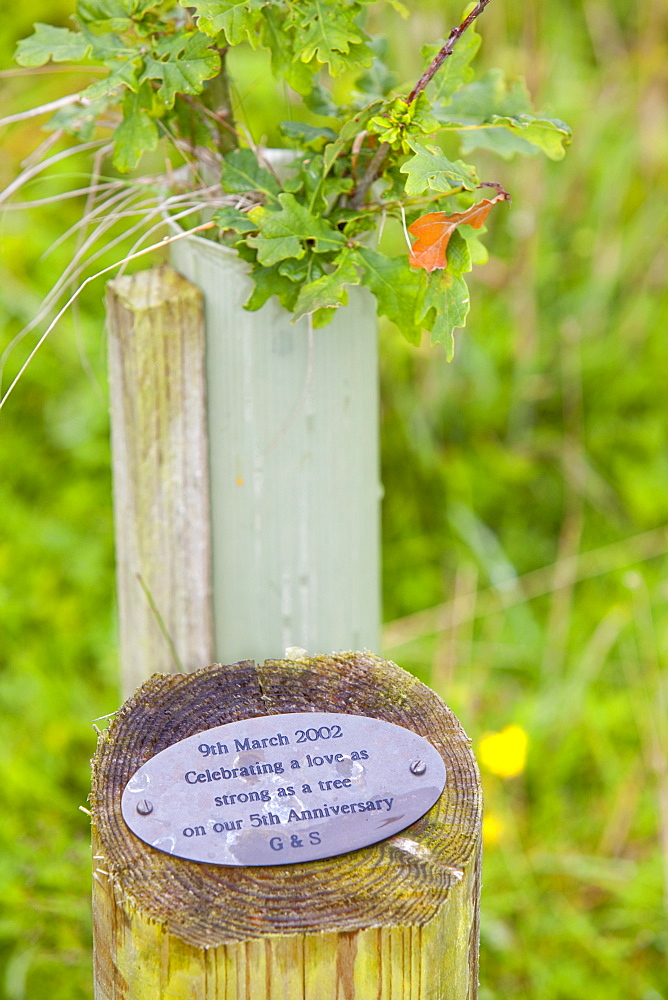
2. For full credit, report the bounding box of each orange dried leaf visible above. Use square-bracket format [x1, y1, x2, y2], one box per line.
[408, 188, 510, 272]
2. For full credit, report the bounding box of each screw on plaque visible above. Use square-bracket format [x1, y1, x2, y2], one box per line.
[410, 760, 426, 775]
[136, 799, 153, 815]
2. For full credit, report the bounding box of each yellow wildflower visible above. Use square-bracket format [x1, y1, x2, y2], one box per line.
[478, 724, 528, 778]
[482, 812, 505, 845]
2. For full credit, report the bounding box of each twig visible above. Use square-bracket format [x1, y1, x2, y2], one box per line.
[349, 141, 390, 210]
[407, 0, 493, 105]
[399, 204, 412, 252]
[348, 0, 493, 209]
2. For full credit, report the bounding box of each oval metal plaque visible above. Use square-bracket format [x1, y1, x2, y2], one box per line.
[121, 712, 446, 866]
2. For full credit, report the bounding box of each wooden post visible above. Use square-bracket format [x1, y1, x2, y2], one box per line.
[107, 246, 380, 681]
[102, 257, 481, 997]
[106, 266, 214, 695]
[91, 652, 482, 999]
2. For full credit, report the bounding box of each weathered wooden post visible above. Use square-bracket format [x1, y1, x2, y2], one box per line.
[106, 244, 380, 690]
[105, 266, 214, 692]
[98, 257, 482, 998]
[91, 653, 481, 999]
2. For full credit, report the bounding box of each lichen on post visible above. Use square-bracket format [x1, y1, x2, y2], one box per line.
[106, 266, 214, 694]
[90, 651, 482, 999]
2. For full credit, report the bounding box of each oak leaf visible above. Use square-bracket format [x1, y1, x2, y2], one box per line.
[408, 187, 509, 272]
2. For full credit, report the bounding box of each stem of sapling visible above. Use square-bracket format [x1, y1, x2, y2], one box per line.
[199, 46, 238, 156]
[406, 0, 493, 105]
[349, 0, 494, 209]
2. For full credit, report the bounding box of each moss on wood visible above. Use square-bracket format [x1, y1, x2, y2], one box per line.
[91, 651, 481, 999]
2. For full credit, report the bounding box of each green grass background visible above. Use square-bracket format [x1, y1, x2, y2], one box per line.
[1, 1, 667, 997]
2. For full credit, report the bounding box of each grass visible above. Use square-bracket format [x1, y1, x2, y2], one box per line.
[1, 1, 667, 997]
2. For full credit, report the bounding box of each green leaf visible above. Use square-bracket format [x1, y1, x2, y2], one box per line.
[293, 247, 361, 320]
[77, 0, 159, 32]
[79, 22, 135, 60]
[322, 102, 381, 173]
[220, 149, 281, 203]
[297, 0, 373, 76]
[140, 33, 220, 108]
[279, 121, 338, 149]
[439, 70, 572, 160]
[465, 233, 489, 266]
[278, 257, 312, 283]
[262, 4, 314, 95]
[15, 23, 91, 66]
[303, 82, 338, 117]
[401, 139, 478, 195]
[446, 69, 530, 118]
[247, 193, 346, 266]
[172, 93, 217, 148]
[112, 84, 159, 171]
[292, 152, 352, 213]
[445, 228, 472, 277]
[368, 93, 440, 152]
[335, 208, 378, 240]
[354, 52, 397, 101]
[311, 307, 337, 328]
[357, 247, 425, 345]
[189, 0, 266, 45]
[244, 262, 301, 312]
[213, 206, 258, 234]
[464, 115, 573, 161]
[81, 58, 141, 100]
[48, 94, 110, 139]
[417, 270, 470, 359]
[76, 0, 131, 33]
[420, 26, 481, 104]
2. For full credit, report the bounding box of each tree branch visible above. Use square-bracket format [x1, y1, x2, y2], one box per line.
[348, 0, 493, 209]
[407, 0, 493, 105]
[200, 47, 238, 156]
[349, 141, 390, 210]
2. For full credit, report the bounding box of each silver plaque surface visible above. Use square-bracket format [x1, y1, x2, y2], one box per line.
[121, 712, 446, 866]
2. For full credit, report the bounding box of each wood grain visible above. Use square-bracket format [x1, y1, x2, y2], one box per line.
[106, 266, 214, 695]
[91, 652, 481, 999]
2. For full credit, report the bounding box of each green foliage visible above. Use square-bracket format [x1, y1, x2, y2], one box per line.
[113, 85, 159, 170]
[293, 247, 361, 322]
[367, 92, 440, 152]
[139, 32, 221, 108]
[12, 0, 571, 353]
[439, 69, 572, 160]
[418, 269, 471, 360]
[219, 148, 281, 202]
[247, 193, 346, 265]
[14, 22, 91, 63]
[400, 139, 479, 195]
[356, 247, 424, 345]
[6, 3, 668, 1000]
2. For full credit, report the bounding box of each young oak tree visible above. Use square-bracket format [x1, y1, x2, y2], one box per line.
[15, 0, 570, 358]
